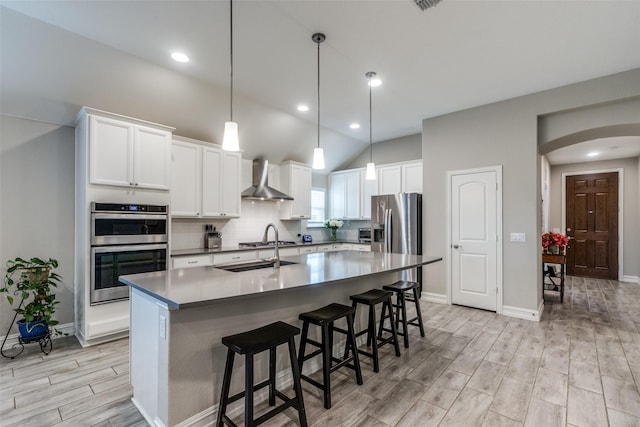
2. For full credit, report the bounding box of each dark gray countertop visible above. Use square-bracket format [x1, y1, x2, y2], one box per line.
[121, 251, 442, 310]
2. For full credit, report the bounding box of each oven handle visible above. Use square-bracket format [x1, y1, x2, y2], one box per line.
[91, 243, 168, 254]
[92, 213, 168, 221]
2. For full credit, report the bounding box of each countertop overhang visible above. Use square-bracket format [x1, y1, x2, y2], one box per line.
[120, 251, 442, 310]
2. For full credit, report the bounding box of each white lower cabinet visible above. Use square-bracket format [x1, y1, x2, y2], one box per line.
[353, 244, 371, 252]
[298, 246, 317, 254]
[316, 245, 333, 252]
[213, 251, 256, 265]
[172, 254, 214, 269]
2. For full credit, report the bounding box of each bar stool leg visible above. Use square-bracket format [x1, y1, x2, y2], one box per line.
[399, 292, 410, 348]
[269, 347, 276, 406]
[369, 305, 380, 373]
[321, 323, 332, 409]
[413, 287, 425, 337]
[216, 350, 235, 427]
[287, 338, 308, 427]
[297, 321, 309, 372]
[346, 313, 363, 385]
[385, 299, 401, 356]
[245, 353, 254, 427]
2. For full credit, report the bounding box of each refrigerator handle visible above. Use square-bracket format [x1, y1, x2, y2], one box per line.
[385, 208, 392, 253]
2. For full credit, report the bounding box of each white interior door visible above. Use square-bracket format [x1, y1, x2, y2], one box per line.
[449, 168, 500, 311]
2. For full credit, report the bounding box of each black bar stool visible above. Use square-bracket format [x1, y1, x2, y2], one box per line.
[383, 281, 425, 348]
[216, 321, 307, 427]
[297, 303, 363, 409]
[349, 289, 401, 373]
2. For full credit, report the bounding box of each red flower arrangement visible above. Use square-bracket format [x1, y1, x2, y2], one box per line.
[541, 232, 569, 249]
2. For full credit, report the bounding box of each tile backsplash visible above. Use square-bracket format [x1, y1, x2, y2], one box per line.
[171, 200, 370, 250]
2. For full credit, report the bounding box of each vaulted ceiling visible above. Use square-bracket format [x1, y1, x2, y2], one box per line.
[2, 1, 639, 170]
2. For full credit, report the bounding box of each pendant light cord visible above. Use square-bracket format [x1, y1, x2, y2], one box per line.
[229, 0, 234, 122]
[316, 38, 320, 149]
[369, 77, 373, 162]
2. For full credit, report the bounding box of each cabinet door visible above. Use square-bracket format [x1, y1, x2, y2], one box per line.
[361, 170, 377, 220]
[89, 115, 133, 187]
[402, 162, 423, 193]
[292, 165, 312, 218]
[201, 147, 223, 217]
[378, 165, 402, 195]
[329, 173, 346, 219]
[134, 125, 171, 190]
[345, 171, 360, 219]
[221, 152, 241, 217]
[171, 142, 201, 216]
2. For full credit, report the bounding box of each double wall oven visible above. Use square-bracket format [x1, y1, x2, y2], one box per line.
[90, 202, 168, 305]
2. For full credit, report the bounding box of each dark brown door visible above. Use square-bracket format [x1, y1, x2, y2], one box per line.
[566, 172, 618, 279]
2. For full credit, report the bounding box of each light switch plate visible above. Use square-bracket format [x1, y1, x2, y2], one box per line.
[510, 232, 526, 243]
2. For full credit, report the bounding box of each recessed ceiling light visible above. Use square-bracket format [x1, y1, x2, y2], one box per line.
[587, 151, 600, 157]
[297, 105, 309, 112]
[368, 78, 382, 87]
[350, 123, 360, 129]
[171, 52, 189, 63]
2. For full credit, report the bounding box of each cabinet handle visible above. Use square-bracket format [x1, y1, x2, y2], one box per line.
[135, 182, 139, 186]
[232, 256, 240, 260]
[129, 182, 134, 186]
[187, 261, 198, 264]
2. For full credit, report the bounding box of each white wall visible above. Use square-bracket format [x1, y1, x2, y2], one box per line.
[0, 115, 75, 335]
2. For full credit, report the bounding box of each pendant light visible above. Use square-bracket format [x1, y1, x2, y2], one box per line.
[312, 33, 326, 170]
[365, 71, 377, 180]
[222, 0, 239, 151]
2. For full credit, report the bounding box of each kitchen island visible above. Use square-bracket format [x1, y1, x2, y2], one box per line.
[120, 250, 442, 427]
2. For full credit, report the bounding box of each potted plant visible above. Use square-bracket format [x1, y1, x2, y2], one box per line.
[0, 257, 64, 339]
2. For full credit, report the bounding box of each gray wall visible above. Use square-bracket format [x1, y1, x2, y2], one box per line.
[548, 157, 640, 280]
[423, 68, 640, 312]
[338, 133, 422, 171]
[1, 115, 76, 334]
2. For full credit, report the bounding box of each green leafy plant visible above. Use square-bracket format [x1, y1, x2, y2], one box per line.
[1, 257, 64, 336]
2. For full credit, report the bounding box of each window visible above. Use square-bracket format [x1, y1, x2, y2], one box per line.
[309, 188, 326, 225]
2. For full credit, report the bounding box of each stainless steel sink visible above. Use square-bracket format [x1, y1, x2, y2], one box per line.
[214, 260, 297, 273]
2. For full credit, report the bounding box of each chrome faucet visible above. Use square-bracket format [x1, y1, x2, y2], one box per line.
[262, 223, 280, 269]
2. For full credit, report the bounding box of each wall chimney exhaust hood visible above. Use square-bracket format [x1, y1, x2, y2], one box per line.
[241, 159, 294, 201]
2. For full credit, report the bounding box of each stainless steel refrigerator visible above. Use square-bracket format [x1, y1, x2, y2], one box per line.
[371, 193, 422, 284]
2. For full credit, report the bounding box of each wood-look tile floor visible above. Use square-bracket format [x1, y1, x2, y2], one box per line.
[2, 275, 640, 426]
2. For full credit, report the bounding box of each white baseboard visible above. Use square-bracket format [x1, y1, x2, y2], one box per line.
[423, 292, 447, 304]
[0, 322, 75, 347]
[622, 275, 639, 284]
[503, 304, 542, 322]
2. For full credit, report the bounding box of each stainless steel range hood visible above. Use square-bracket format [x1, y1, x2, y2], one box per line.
[241, 159, 294, 201]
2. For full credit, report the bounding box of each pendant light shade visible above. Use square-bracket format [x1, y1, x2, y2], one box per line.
[365, 71, 377, 180]
[313, 147, 325, 170]
[222, 0, 239, 152]
[312, 33, 326, 170]
[222, 121, 239, 152]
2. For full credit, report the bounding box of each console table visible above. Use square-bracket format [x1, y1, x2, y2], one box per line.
[542, 253, 566, 303]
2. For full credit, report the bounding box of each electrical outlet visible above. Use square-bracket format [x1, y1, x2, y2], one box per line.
[510, 232, 526, 243]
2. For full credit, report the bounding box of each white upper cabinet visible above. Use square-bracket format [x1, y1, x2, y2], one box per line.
[171, 138, 241, 218]
[86, 112, 172, 190]
[329, 169, 370, 220]
[279, 161, 312, 219]
[171, 140, 201, 216]
[402, 162, 423, 193]
[329, 160, 423, 220]
[377, 164, 402, 195]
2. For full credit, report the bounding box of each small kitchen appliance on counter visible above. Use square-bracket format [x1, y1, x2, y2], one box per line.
[302, 234, 312, 243]
[205, 225, 222, 249]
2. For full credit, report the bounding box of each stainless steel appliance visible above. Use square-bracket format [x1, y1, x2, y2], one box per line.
[204, 224, 222, 249]
[90, 202, 168, 304]
[371, 193, 422, 284]
[358, 227, 371, 243]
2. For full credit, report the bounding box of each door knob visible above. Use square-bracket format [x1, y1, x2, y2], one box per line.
[452, 244, 461, 249]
